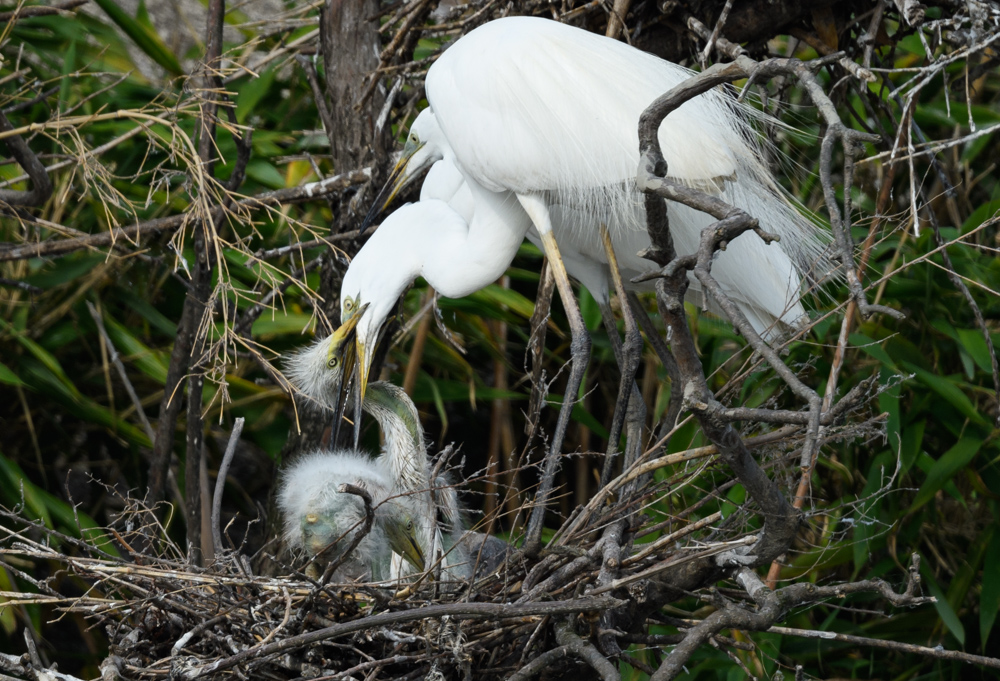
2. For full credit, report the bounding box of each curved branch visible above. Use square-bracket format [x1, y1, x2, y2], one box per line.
[0, 111, 53, 207]
[651, 557, 934, 680]
[553, 619, 619, 681]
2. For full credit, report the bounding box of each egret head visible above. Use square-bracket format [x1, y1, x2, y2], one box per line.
[362, 110, 446, 230]
[279, 450, 425, 580]
[284, 309, 365, 413]
[381, 503, 425, 572]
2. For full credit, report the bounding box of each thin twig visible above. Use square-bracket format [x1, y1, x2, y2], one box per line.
[211, 417, 244, 557]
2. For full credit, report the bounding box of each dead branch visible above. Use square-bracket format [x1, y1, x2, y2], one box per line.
[0, 111, 52, 206]
[0, 170, 370, 263]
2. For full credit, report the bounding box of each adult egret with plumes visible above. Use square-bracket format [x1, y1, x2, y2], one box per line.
[351, 16, 830, 548]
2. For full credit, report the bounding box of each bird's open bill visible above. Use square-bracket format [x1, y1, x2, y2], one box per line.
[324, 311, 364, 447]
[329, 347, 354, 447]
[344, 303, 372, 449]
[352, 308, 395, 447]
[360, 138, 425, 234]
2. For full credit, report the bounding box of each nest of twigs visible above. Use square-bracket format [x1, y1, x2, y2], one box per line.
[0, 416, 886, 681]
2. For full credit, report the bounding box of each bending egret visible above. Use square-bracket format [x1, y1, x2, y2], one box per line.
[277, 449, 424, 581]
[286, 331, 471, 580]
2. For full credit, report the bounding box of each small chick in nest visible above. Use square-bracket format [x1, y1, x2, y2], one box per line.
[278, 450, 424, 581]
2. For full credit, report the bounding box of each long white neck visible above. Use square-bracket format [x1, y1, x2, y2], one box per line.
[427, 178, 529, 296]
[345, 200, 528, 342]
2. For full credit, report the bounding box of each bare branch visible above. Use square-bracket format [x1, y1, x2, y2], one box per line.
[0, 111, 53, 206]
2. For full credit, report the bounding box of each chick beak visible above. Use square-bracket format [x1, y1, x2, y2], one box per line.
[400, 531, 425, 572]
[360, 140, 424, 234]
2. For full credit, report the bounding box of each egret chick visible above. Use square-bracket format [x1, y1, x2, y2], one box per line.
[285, 329, 471, 580]
[277, 450, 423, 581]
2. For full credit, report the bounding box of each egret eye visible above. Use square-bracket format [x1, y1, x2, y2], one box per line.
[406, 520, 414, 531]
[343, 300, 354, 313]
[327, 356, 338, 369]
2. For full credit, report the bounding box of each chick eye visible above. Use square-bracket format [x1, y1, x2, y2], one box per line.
[406, 520, 414, 531]
[327, 357, 338, 369]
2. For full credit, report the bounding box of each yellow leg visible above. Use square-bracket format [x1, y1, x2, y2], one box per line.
[517, 194, 592, 557]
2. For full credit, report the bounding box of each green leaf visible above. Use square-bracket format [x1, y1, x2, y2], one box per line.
[411, 376, 523, 404]
[956, 328, 996, 375]
[236, 68, 277, 124]
[0, 318, 81, 399]
[570, 402, 609, 440]
[0, 568, 19, 635]
[850, 333, 897, 371]
[579, 286, 602, 332]
[0, 457, 53, 528]
[902, 362, 988, 426]
[920, 558, 965, 645]
[246, 159, 287, 189]
[981, 528, 1000, 648]
[900, 419, 925, 474]
[90, 0, 183, 75]
[101, 313, 169, 385]
[119, 291, 178, 336]
[932, 320, 988, 380]
[878, 369, 902, 455]
[0, 362, 24, 387]
[909, 436, 983, 513]
[19, 358, 152, 448]
[251, 313, 316, 338]
[135, 0, 154, 29]
[25, 253, 105, 288]
[961, 199, 1000, 235]
[423, 377, 449, 437]
[0, 457, 119, 557]
[721, 484, 745, 519]
[475, 284, 537, 320]
[59, 39, 77, 107]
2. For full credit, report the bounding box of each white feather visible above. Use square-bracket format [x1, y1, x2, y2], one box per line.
[346, 16, 832, 350]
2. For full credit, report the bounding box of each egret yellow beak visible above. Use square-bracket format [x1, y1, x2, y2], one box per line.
[326, 308, 366, 445]
[355, 332, 374, 418]
[361, 138, 425, 233]
[338, 302, 372, 448]
[328, 311, 363, 366]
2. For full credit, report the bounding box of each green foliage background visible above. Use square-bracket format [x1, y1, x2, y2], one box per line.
[0, 2, 998, 678]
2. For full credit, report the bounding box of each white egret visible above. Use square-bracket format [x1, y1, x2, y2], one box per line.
[277, 449, 424, 581]
[285, 329, 471, 580]
[417, 155, 809, 336]
[350, 16, 830, 549]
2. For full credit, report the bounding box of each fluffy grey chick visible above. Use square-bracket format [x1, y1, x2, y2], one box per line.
[285, 331, 471, 580]
[278, 449, 423, 582]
